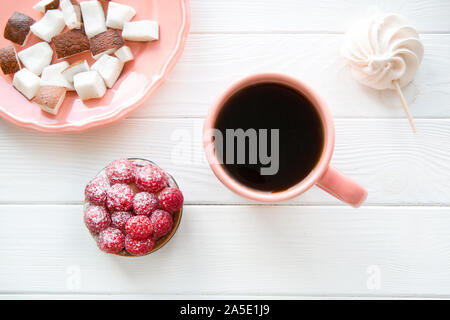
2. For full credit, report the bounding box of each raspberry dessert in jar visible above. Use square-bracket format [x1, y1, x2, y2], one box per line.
[84, 158, 183, 257]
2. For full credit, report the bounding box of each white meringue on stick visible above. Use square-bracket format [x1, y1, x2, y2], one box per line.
[393, 79, 417, 133]
[342, 13, 424, 133]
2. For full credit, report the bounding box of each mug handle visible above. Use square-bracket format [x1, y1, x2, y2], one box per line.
[317, 166, 367, 208]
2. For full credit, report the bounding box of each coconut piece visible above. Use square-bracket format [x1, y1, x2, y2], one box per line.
[91, 55, 123, 88]
[13, 68, 41, 100]
[4, 12, 36, 46]
[80, 1, 106, 38]
[52, 28, 90, 59]
[122, 20, 159, 42]
[33, 0, 60, 13]
[62, 60, 89, 83]
[41, 62, 74, 91]
[30, 10, 66, 42]
[106, 2, 136, 30]
[33, 86, 67, 115]
[114, 46, 134, 63]
[90, 30, 124, 60]
[61, 0, 82, 29]
[0, 45, 21, 75]
[18, 42, 53, 76]
[73, 70, 106, 100]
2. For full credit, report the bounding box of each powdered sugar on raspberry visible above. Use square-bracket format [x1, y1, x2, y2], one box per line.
[85, 176, 110, 206]
[135, 165, 168, 193]
[125, 215, 153, 240]
[111, 211, 134, 232]
[85, 158, 182, 256]
[151, 209, 173, 238]
[97, 227, 125, 254]
[133, 192, 158, 216]
[158, 187, 184, 213]
[106, 158, 136, 184]
[125, 235, 156, 256]
[84, 206, 111, 233]
[106, 183, 134, 212]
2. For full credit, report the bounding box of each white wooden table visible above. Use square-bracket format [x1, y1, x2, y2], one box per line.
[1, 0, 450, 299]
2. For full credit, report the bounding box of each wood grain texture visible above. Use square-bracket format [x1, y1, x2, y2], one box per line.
[0, 118, 449, 205]
[1, 294, 390, 299]
[1, 0, 450, 298]
[1, 205, 450, 296]
[190, 0, 450, 33]
[131, 34, 450, 119]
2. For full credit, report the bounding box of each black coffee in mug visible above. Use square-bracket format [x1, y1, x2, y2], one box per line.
[213, 82, 324, 192]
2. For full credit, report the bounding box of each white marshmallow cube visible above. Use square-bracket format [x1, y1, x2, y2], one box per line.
[61, 0, 82, 29]
[114, 46, 134, 63]
[41, 62, 74, 91]
[91, 55, 124, 88]
[18, 42, 53, 76]
[74, 71, 107, 100]
[122, 20, 159, 42]
[30, 10, 66, 42]
[106, 2, 136, 30]
[13, 68, 41, 100]
[80, 1, 107, 38]
[62, 60, 90, 83]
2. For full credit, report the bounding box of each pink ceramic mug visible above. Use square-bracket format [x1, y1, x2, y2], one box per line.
[203, 73, 367, 207]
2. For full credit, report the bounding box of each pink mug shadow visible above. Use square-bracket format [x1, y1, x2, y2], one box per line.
[203, 73, 367, 207]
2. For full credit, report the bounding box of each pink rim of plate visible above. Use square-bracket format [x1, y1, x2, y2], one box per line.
[0, 0, 191, 133]
[203, 73, 336, 203]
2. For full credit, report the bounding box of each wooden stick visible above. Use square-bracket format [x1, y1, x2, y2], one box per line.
[393, 80, 417, 133]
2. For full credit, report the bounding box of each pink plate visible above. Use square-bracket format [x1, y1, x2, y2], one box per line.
[0, 0, 190, 133]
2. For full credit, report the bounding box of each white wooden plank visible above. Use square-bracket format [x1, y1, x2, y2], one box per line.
[0, 0, 448, 301]
[1, 205, 450, 296]
[131, 34, 450, 119]
[190, 0, 450, 33]
[1, 294, 437, 300]
[0, 118, 449, 205]
[1, 294, 278, 300]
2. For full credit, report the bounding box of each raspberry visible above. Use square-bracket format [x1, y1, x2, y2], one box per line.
[106, 183, 134, 212]
[133, 192, 158, 216]
[85, 176, 109, 205]
[125, 215, 153, 240]
[135, 165, 168, 193]
[125, 235, 156, 256]
[97, 228, 125, 254]
[111, 211, 134, 232]
[158, 187, 184, 213]
[84, 206, 111, 233]
[151, 210, 173, 238]
[105, 158, 136, 184]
